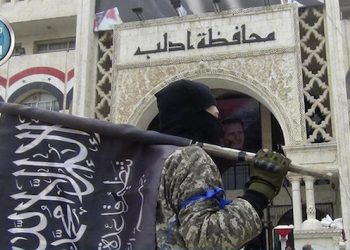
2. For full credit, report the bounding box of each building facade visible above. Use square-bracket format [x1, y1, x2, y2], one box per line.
[1, 0, 350, 249]
[0, 0, 76, 112]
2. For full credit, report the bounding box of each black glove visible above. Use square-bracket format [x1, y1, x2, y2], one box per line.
[248, 149, 290, 201]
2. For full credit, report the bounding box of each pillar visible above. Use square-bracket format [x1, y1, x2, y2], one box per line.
[324, 0, 350, 247]
[288, 174, 303, 230]
[72, 0, 98, 117]
[302, 176, 322, 229]
[304, 176, 316, 220]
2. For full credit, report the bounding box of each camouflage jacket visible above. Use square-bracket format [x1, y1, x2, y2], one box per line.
[156, 145, 262, 250]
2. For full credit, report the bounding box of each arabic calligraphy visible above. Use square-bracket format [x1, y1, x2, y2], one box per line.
[134, 24, 275, 57]
[8, 116, 97, 250]
[99, 160, 146, 250]
[1, 111, 164, 249]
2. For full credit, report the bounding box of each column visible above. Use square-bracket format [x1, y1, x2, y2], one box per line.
[72, 0, 98, 117]
[288, 174, 302, 230]
[324, 0, 350, 248]
[304, 176, 316, 220]
[302, 176, 322, 230]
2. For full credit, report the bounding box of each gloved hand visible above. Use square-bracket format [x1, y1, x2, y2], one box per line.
[248, 149, 290, 201]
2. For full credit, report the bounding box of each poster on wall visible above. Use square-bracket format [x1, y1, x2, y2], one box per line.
[217, 97, 261, 153]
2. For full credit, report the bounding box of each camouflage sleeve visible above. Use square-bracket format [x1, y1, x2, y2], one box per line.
[162, 145, 262, 250]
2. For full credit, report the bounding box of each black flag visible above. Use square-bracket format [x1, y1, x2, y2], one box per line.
[0, 102, 190, 250]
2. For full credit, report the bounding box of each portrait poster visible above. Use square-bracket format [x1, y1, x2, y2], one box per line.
[217, 96, 262, 153]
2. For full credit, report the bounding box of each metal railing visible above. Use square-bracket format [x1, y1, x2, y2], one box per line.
[268, 202, 334, 227]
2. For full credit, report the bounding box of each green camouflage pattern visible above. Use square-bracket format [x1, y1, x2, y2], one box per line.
[156, 145, 262, 250]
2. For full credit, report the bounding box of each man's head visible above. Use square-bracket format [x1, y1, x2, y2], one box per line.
[155, 79, 223, 145]
[222, 117, 245, 149]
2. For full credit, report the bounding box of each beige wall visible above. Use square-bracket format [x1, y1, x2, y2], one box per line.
[0, 51, 75, 107]
[0, 0, 77, 56]
[0, 0, 77, 23]
[16, 29, 76, 55]
[0, 51, 75, 79]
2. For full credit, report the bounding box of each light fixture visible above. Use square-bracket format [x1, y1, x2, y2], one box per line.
[212, 0, 221, 13]
[132, 7, 145, 21]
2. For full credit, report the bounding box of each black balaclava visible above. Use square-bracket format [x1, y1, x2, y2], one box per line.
[155, 79, 223, 146]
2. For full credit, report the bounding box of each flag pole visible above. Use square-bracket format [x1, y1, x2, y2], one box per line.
[0, 102, 336, 179]
[200, 143, 335, 179]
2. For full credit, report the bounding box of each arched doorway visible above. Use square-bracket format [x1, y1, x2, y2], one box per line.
[145, 80, 286, 250]
[148, 87, 285, 189]
[146, 76, 286, 190]
[129, 73, 295, 146]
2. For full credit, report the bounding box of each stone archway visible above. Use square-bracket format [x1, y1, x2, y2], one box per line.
[111, 4, 306, 162]
[126, 66, 298, 146]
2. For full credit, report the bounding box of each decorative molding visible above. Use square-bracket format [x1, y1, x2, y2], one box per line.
[283, 143, 338, 174]
[113, 53, 304, 145]
[287, 174, 303, 183]
[294, 229, 343, 238]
